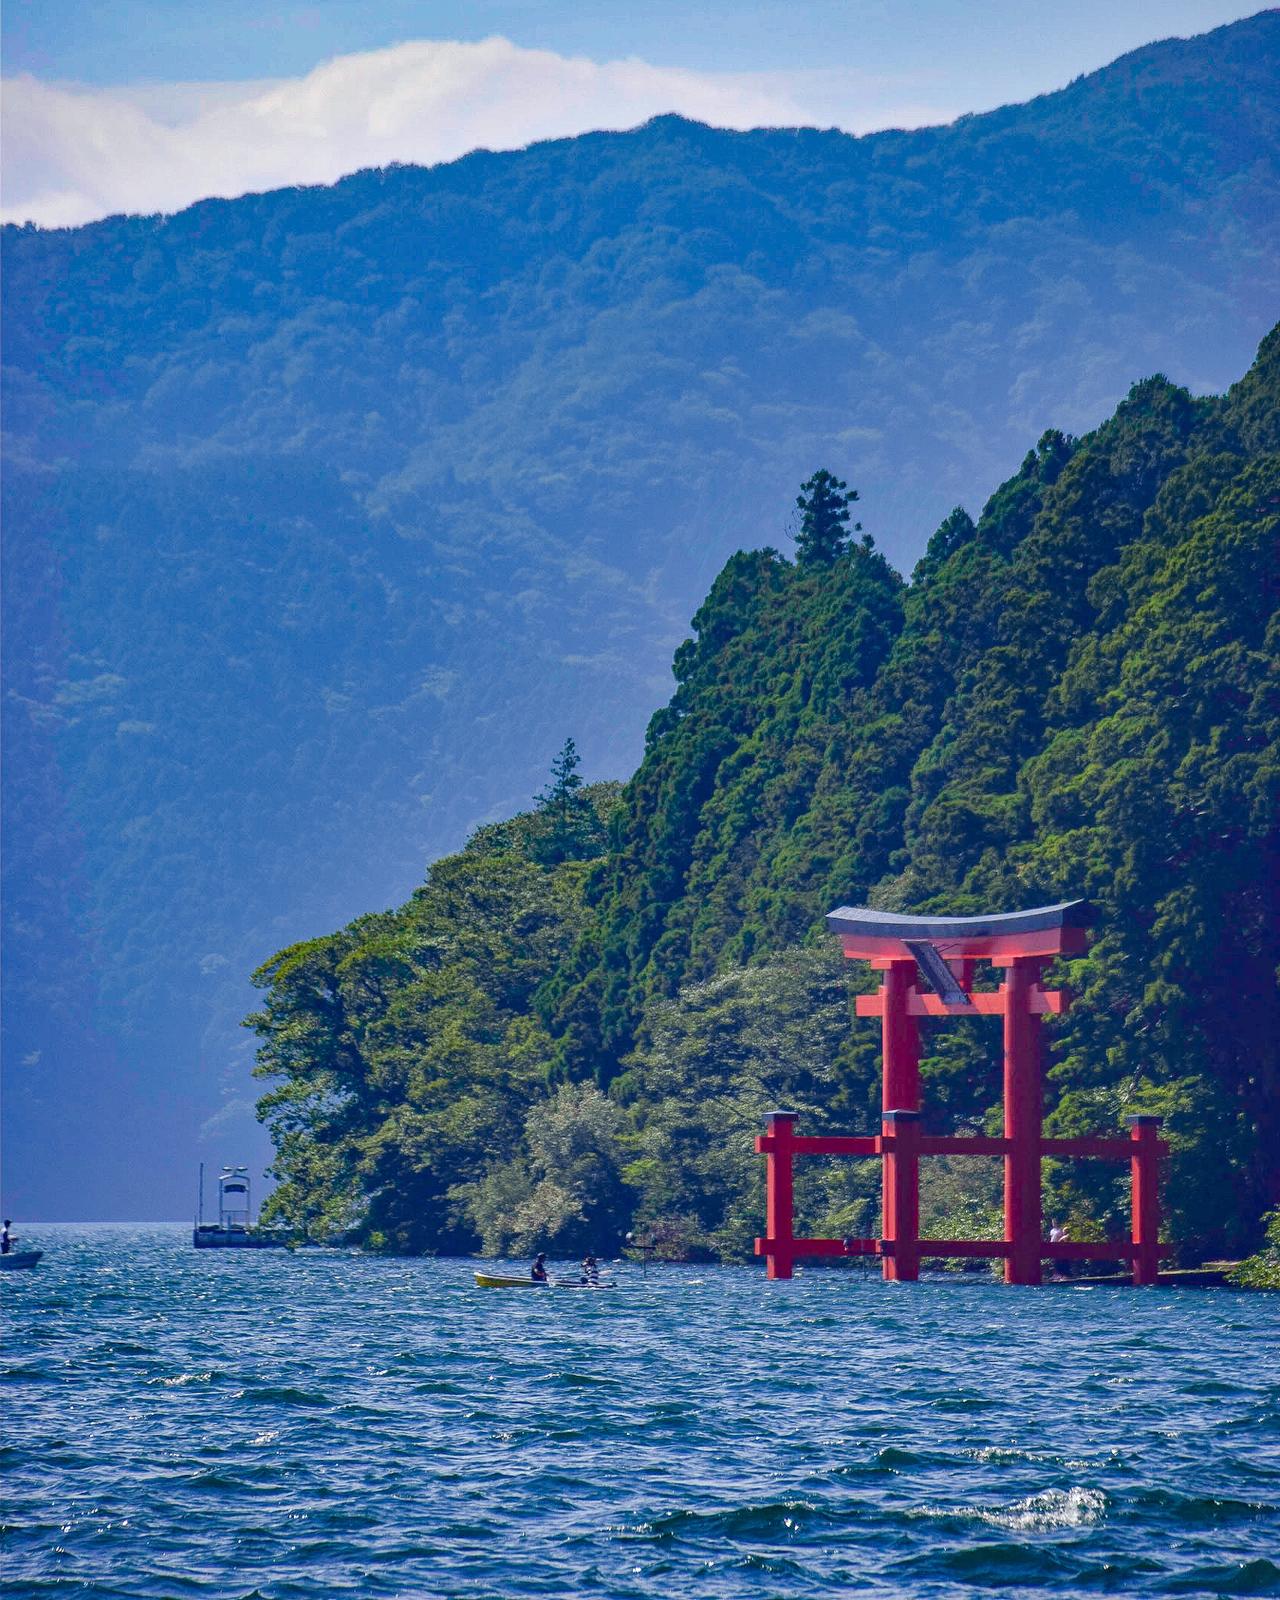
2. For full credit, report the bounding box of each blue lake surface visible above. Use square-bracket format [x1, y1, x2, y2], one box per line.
[3, 1225, 1278, 1597]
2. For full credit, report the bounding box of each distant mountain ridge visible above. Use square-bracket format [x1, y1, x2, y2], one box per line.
[3, 12, 1278, 1218]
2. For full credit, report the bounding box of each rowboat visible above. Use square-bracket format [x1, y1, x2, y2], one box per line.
[0, 1250, 43, 1271]
[473, 1270, 617, 1289]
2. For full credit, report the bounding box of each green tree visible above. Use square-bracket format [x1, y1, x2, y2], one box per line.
[794, 469, 861, 565]
[532, 738, 603, 866]
[915, 505, 976, 579]
[1229, 1209, 1280, 1289]
[249, 787, 621, 1252]
[454, 1083, 632, 1256]
[617, 945, 881, 1259]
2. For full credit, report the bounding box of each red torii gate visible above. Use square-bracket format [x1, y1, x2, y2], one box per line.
[755, 900, 1169, 1286]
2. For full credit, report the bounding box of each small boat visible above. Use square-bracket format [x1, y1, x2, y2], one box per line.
[0, 1250, 43, 1271]
[474, 1269, 617, 1289]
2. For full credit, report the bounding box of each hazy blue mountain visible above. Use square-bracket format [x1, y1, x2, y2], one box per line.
[3, 13, 1278, 1218]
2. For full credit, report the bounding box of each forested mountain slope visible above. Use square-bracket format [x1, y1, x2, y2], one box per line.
[249, 330, 1279, 1263]
[4, 13, 1279, 1217]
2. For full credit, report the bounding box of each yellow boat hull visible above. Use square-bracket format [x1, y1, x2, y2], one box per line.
[474, 1271, 547, 1287]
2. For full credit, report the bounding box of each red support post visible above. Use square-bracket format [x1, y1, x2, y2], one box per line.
[1129, 1115, 1162, 1286]
[881, 959, 921, 1113]
[764, 1111, 796, 1280]
[1001, 957, 1044, 1285]
[882, 1109, 921, 1282]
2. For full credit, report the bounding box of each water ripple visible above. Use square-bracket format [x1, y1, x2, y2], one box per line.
[2, 1224, 1277, 1598]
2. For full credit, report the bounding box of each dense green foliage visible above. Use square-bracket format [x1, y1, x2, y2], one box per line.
[1229, 1210, 1280, 1290]
[250, 330, 1279, 1263]
[248, 783, 623, 1252]
[5, 15, 1280, 1218]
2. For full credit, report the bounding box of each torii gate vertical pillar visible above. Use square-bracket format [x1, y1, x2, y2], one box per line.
[1129, 1116, 1162, 1285]
[762, 1111, 796, 1280]
[880, 959, 921, 1113]
[1001, 955, 1045, 1285]
[879, 961, 921, 1281]
[882, 1109, 921, 1281]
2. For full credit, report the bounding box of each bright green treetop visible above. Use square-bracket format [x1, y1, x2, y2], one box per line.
[794, 469, 861, 565]
[533, 738, 604, 867]
[790, 467, 857, 566]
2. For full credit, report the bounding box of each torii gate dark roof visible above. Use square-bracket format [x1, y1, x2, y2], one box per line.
[826, 900, 1091, 961]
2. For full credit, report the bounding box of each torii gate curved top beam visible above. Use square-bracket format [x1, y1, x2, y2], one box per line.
[826, 899, 1092, 962]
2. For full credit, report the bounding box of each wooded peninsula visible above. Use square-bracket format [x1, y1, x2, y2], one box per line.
[247, 329, 1279, 1284]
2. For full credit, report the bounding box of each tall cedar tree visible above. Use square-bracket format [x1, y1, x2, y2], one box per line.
[794, 470, 861, 564]
[533, 738, 600, 865]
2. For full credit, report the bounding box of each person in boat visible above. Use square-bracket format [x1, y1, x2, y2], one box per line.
[581, 1254, 600, 1286]
[2, 1219, 13, 1255]
[530, 1252, 548, 1282]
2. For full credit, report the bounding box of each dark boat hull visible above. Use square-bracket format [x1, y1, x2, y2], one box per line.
[193, 1227, 287, 1250]
[0, 1250, 43, 1270]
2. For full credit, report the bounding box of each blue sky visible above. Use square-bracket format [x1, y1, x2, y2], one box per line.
[3, 2, 1262, 227]
[4, 1, 1262, 85]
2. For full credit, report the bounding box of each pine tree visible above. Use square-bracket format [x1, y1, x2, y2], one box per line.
[924, 506, 976, 566]
[533, 738, 600, 865]
[794, 469, 860, 565]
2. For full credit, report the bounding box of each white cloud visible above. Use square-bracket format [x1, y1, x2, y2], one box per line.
[0, 37, 952, 229]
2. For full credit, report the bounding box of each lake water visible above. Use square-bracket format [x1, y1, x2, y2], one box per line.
[3, 1225, 1278, 1598]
